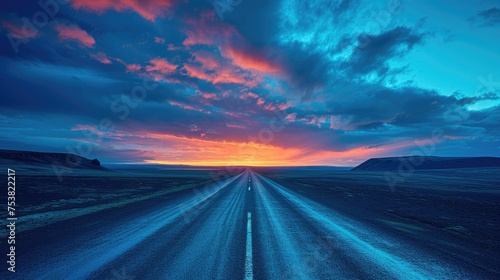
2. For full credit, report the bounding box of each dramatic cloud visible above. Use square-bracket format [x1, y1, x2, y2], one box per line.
[182, 62, 250, 86]
[54, 24, 95, 48]
[0, 0, 498, 165]
[345, 27, 425, 77]
[223, 45, 282, 74]
[69, 0, 177, 22]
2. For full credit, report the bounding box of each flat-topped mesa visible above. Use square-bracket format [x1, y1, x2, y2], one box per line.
[352, 156, 500, 171]
[0, 149, 105, 170]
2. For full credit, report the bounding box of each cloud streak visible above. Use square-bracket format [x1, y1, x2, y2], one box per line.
[54, 24, 95, 48]
[69, 0, 177, 22]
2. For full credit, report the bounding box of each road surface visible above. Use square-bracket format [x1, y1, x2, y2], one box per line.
[12, 169, 480, 279]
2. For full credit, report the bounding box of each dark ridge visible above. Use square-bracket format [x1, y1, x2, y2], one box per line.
[0, 149, 106, 170]
[351, 156, 500, 171]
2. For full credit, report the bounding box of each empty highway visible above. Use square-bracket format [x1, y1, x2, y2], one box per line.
[14, 169, 479, 279]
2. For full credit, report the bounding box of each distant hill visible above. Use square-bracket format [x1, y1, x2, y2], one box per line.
[0, 149, 106, 170]
[352, 156, 500, 171]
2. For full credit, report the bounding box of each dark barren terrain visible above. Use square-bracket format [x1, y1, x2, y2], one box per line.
[352, 156, 500, 171]
[1, 152, 499, 279]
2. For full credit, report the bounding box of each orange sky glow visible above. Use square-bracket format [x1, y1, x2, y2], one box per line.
[140, 133, 393, 166]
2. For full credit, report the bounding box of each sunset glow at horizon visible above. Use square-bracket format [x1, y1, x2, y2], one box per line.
[1, 0, 499, 166]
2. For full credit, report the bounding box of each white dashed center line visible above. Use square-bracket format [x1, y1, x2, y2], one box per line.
[245, 212, 253, 280]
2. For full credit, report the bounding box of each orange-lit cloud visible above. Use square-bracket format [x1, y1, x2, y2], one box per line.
[2, 21, 39, 39]
[168, 101, 207, 113]
[192, 50, 220, 70]
[90, 52, 112, 64]
[183, 64, 213, 82]
[125, 132, 390, 166]
[54, 24, 95, 48]
[183, 47, 266, 87]
[258, 100, 290, 112]
[285, 113, 297, 122]
[69, 0, 176, 22]
[183, 62, 252, 86]
[154, 36, 166, 44]
[71, 124, 105, 136]
[126, 63, 141, 72]
[223, 45, 282, 74]
[200, 92, 218, 100]
[145, 58, 177, 74]
[179, 11, 281, 90]
[240, 92, 259, 99]
[182, 11, 239, 46]
[226, 123, 247, 129]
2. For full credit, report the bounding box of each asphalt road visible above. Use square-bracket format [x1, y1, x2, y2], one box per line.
[12, 169, 479, 279]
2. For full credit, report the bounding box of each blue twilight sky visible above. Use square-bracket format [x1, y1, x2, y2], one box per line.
[0, 0, 499, 166]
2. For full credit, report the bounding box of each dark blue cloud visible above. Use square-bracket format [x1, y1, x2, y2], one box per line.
[344, 27, 426, 78]
[469, 7, 500, 27]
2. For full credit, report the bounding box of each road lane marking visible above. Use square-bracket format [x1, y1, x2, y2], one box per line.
[245, 212, 253, 280]
[248, 186, 251, 191]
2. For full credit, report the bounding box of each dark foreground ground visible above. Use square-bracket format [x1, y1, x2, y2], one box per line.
[0, 166, 498, 279]
[256, 167, 500, 277]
